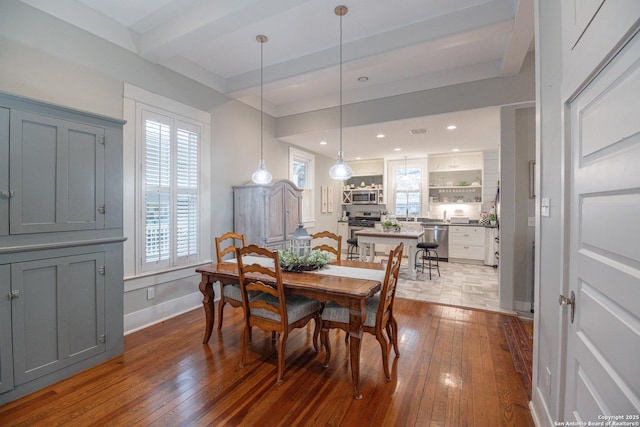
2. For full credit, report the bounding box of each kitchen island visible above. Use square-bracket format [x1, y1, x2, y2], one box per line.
[355, 229, 424, 279]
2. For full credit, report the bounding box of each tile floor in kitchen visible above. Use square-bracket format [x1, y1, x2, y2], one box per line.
[392, 257, 511, 314]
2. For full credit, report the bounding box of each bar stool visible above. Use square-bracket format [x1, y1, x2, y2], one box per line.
[346, 238, 359, 260]
[415, 241, 440, 279]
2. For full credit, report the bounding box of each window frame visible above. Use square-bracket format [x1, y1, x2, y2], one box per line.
[288, 147, 315, 228]
[123, 84, 211, 277]
[388, 158, 428, 217]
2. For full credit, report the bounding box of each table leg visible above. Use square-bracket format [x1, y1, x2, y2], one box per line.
[368, 243, 376, 262]
[198, 275, 215, 344]
[348, 298, 366, 399]
[407, 244, 418, 280]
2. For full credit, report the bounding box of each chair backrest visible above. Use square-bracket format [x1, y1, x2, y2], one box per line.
[235, 245, 287, 329]
[215, 232, 246, 262]
[375, 242, 404, 329]
[310, 231, 342, 265]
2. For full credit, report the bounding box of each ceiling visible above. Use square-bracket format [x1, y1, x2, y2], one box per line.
[19, 0, 534, 160]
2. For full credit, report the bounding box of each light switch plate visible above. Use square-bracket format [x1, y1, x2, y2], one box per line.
[541, 197, 550, 217]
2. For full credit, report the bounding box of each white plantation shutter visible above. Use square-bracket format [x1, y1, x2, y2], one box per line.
[175, 124, 198, 260]
[142, 110, 200, 271]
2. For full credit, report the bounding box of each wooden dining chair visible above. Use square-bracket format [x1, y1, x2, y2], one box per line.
[235, 244, 323, 382]
[310, 231, 342, 265]
[214, 231, 246, 331]
[320, 242, 404, 381]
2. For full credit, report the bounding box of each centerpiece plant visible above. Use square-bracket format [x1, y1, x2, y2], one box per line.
[380, 220, 401, 232]
[278, 249, 331, 272]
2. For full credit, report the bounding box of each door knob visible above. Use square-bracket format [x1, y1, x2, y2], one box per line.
[559, 290, 575, 323]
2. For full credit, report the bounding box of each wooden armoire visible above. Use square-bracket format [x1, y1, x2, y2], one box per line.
[233, 179, 302, 251]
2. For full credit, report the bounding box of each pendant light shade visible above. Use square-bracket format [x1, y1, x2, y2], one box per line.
[329, 5, 353, 181]
[251, 34, 272, 185]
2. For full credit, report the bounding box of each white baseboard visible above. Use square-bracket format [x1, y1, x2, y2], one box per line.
[514, 299, 533, 313]
[124, 291, 203, 335]
[530, 385, 553, 427]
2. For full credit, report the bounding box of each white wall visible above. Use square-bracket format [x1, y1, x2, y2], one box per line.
[532, 0, 566, 424]
[499, 104, 536, 312]
[0, 0, 340, 332]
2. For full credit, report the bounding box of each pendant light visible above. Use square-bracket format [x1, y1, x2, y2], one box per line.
[329, 5, 353, 181]
[251, 34, 273, 185]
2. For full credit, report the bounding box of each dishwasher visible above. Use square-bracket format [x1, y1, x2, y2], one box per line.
[422, 224, 449, 261]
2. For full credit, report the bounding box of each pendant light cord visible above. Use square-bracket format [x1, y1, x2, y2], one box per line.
[339, 11, 343, 159]
[260, 39, 264, 161]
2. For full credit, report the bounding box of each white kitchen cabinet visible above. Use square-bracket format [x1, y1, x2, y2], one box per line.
[428, 152, 483, 205]
[349, 159, 384, 176]
[337, 221, 349, 253]
[449, 225, 486, 263]
[233, 180, 302, 251]
[428, 152, 483, 171]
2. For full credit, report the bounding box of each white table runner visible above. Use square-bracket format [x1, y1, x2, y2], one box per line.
[226, 256, 385, 282]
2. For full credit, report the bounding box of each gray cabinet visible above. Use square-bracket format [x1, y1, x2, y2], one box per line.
[11, 253, 105, 385]
[233, 180, 302, 251]
[0, 92, 124, 405]
[9, 111, 106, 234]
[0, 108, 8, 237]
[0, 264, 13, 394]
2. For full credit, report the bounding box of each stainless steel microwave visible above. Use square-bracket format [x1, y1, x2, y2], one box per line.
[352, 190, 378, 204]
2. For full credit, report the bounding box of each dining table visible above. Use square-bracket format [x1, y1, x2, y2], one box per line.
[196, 258, 385, 399]
[356, 229, 424, 279]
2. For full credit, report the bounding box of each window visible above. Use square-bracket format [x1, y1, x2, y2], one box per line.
[141, 109, 200, 271]
[389, 158, 426, 217]
[123, 84, 211, 282]
[395, 167, 422, 216]
[289, 147, 315, 226]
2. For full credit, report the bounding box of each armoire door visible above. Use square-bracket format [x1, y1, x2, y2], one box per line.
[562, 0, 640, 421]
[265, 184, 285, 246]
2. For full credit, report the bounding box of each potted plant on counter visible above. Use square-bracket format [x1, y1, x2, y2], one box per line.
[489, 213, 497, 226]
[380, 220, 401, 232]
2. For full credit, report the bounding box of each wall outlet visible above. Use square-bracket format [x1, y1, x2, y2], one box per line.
[528, 216, 535, 227]
[147, 288, 155, 300]
[545, 367, 552, 395]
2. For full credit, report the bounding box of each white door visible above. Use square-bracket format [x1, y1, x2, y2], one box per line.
[562, 1, 640, 421]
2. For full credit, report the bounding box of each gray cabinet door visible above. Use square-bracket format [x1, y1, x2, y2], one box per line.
[9, 111, 105, 234]
[0, 108, 8, 237]
[11, 253, 106, 385]
[0, 264, 13, 394]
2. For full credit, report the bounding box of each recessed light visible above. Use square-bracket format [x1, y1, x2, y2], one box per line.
[447, 125, 457, 130]
[320, 141, 327, 145]
[355, 157, 362, 160]
[452, 148, 460, 152]
[376, 134, 385, 138]
[357, 76, 369, 82]
[394, 148, 402, 152]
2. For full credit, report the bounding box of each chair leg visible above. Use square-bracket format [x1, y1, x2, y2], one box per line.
[312, 315, 321, 352]
[389, 315, 400, 357]
[276, 331, 287, 382]
[321, 326, 332, 368]
[239, 323, 249, 368]
[216, 296, 225, 331]
[375, 329, 391, 381]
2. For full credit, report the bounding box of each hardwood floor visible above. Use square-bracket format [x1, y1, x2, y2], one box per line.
[0, 299, 533, 426]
